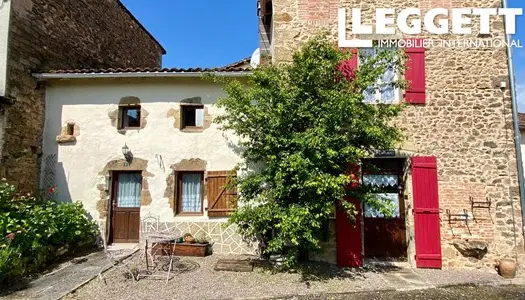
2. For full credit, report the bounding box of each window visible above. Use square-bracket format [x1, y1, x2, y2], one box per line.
[67, 123, 75, 135]
[181, 105, 205, 129]
[363, 174, 400, 218]
[115, 172, 142, 208]
[119, 106, 141, 129]
[177, 172, 204, 215]
[360, 48, 400, 104]
[362, 158, 405, 219]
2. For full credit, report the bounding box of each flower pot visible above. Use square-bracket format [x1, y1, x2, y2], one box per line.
[152, 242, 209, 257]
[497, 258, 517, 278]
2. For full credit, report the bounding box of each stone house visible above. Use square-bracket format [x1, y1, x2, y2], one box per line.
[31, 0, 523, 269]
[34, 65, 256, 255]
[256, 0, 525, 269]
[0, 0, 165, 192]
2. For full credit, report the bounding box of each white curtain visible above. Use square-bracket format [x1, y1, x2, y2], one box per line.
[181, 173, 202, 212]
[195, 108, 204, 127]
[364, 193, 400, 218]
[362, 174, 398, 187]
[117, 173, 142, 207]
[360, 48, 397, 104]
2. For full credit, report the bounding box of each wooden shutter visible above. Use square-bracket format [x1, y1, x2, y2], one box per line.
[207, 170, 238, 217]
[405, 39, 426, 104]
[336, 164, 363, 267]
[412, 156, 442, 269]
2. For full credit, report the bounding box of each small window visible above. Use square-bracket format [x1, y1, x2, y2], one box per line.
[119, 106, 141, 129]
[67, 124, 75, 135]
[177, 171, 204, 215]
[181, 105, 204, 129]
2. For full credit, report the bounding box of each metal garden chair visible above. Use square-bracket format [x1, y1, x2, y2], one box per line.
[137, 213, 178, 283]
[98, 238, 139, 285]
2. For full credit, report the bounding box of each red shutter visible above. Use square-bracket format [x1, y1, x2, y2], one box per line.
[338, 49, 358, 82]
[412, 156, 442, 269]
[405, 39, 426, 104]
[349, 49, 358, 70]
[336, 164, 363, 267]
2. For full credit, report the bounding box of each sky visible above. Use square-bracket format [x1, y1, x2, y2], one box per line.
[509, 0, 525, 112]
[121, 0, 259, 69]
[122, 0, 525, 110]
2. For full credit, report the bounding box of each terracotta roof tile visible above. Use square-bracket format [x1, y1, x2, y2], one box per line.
[46, 65, 251, 74]
[220, 57, 251, 69]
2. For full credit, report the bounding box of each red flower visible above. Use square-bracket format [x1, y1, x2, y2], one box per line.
[6, 233, 15, 241]
[49, 187, 55, 193]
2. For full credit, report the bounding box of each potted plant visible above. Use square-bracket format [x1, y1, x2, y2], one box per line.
[173, 233, 211, 257]
[183, 233, 195, 244]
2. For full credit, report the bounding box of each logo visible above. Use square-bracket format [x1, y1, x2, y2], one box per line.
[338, 8, 523, 48]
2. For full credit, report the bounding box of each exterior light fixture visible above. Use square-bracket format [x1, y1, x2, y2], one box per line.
[122, 143, 133, 164]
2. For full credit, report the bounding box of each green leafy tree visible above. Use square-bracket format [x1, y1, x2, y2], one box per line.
[214, 35, 406, 267]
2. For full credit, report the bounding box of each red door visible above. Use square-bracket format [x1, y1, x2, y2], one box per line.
[336, 196, 363, 267]
[412, 156, 442, 268]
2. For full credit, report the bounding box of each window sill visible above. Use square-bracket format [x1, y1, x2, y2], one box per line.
[176, 212, 204, 217]
[56, 135, 76, 144]
[180, 127, 205, 133]
[117, 127, 141, 133]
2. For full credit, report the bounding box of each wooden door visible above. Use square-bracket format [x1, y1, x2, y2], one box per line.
[364, 217, 407, 258]
[362, 159, 407, 259]
[412, 156, 442, 268]
[111, 172, 142, 243]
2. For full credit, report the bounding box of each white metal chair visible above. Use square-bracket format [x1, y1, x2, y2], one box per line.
[137, 213, 177, 283]
[98, 238, 139, 285]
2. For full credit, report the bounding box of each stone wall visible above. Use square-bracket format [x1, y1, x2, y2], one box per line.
[0, 0, 164, 192]
[270, 0, 524, 268]
[158, 221, 258, 255]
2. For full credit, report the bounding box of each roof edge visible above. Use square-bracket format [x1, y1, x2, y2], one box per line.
[117, 0, 167, 55]
[32, 71, 251, 80]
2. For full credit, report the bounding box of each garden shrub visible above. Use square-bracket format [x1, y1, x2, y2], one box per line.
[215, 35, 405, 267]
[0, 180, 98, 285]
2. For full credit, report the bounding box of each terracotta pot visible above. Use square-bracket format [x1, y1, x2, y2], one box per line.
[497, 258, 517, 278]
[184, 236, 195, 244]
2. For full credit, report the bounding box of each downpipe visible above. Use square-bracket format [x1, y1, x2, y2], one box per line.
[502, 0, 525, 256]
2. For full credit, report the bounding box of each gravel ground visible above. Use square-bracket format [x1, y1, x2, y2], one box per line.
[62, 255, 515, 300]
[295, 286, 525, 300]
[414, 268, 504, 287]
[63, 255, 393, 300]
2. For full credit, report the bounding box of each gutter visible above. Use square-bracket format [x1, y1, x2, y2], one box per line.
[502, 0, 525, 250]
[32, 71, 252, 80]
